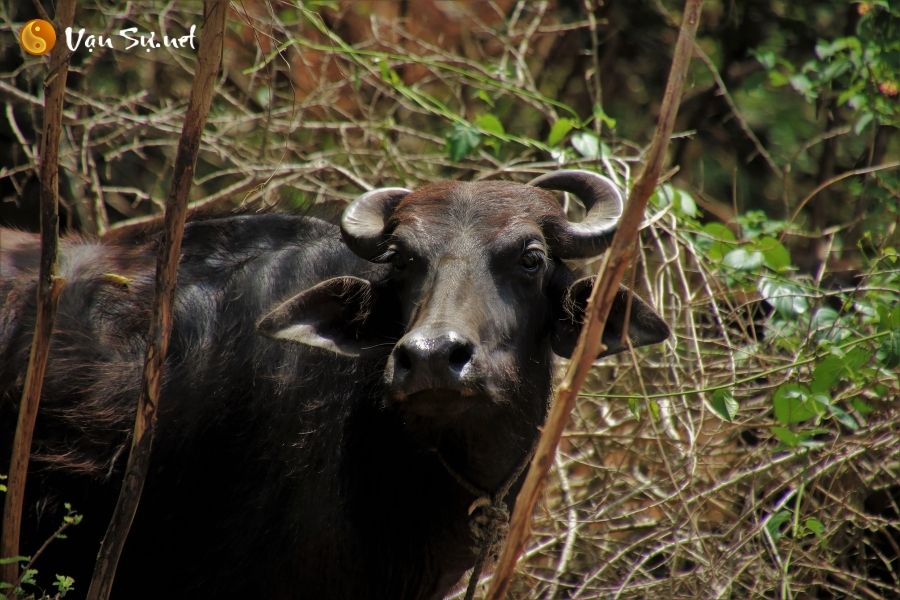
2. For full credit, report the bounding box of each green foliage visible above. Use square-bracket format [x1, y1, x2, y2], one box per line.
[445, 122, 481, 162]
[765, 509, 793, 542]
[0, 504, 82, 599]
[53, 575, 75, 597]
[710, 388, 739, 421]
[547, 118, 577, 146]
[754, 1, 899, 129]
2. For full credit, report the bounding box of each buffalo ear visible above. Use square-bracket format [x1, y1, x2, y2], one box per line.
[257, 276, 394, 356]
[551, 276, 670, 358]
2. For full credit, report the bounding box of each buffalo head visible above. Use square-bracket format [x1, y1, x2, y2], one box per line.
[258, 170, 669, 420]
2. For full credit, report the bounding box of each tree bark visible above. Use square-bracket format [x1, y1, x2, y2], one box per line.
[485, 0, 704, 597]
[84, 2, 229, 599]
[0, 0, 77, 586]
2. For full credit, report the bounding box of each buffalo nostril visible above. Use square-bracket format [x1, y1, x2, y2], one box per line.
[395, 345, 413, 372]
[447, 342, 474, 372]
[391, 331, 477, 393]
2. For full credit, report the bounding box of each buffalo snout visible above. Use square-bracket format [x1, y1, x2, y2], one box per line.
[386, 329, 481, 411]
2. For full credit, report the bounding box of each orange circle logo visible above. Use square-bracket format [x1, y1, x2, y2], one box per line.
[19, 19, 57, 56]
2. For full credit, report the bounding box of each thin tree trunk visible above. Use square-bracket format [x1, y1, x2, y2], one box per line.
[485, 1, 704, 597]
[0, 0, 77, 586]
[84, 2, 229, 598]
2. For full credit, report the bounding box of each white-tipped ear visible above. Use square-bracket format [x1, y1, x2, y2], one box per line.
[267, 322, 359, 356]
[258, 276, 389, 356]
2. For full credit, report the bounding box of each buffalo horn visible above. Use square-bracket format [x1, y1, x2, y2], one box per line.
[529, 169, 624, 259]
[341, 187, 411, 260]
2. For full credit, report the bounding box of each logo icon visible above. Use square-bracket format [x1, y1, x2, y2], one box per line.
[19, 19, 57, 56]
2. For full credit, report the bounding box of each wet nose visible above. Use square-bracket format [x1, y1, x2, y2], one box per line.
[391, 331, 476, 392]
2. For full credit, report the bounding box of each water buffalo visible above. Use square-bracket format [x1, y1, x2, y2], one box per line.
[0, 170, 669, 599]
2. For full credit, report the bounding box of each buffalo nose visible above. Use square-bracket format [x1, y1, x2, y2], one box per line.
[392, 331, 476, 389]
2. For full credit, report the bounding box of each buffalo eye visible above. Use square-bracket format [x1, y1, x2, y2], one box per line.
[520, 247, 546, 273]
[383, 244, 414, 271]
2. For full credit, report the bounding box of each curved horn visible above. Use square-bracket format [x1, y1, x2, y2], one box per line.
[341, 187, 411, 260]
[529, 169, 624, 259]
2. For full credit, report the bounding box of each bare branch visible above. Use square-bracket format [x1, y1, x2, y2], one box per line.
[84, 2, 230, 598]
[0, 0, 76, 585]
[486, 1, 704, 597]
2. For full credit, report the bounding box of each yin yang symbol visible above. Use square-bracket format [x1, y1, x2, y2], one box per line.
[20, 19, 57, 56]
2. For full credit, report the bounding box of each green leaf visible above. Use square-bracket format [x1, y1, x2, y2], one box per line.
[649, 399, 660, 421]
[675, 189, 698, 217]
[592, 104, 617, 129]
[627, 397, 640, 419]
[20, 568, 37, 586]
[475, 113, 505, 136]
[771, 426, 800, 447]
[377, 59, 401, 86]
[702, 222, 736, 242]
[710, 388, 739, 421]
[54, 574, 76, 596]
[700, 222, 736, 261]
[723, 248, 764, 270]
[756, 236, 791, 271]
[811, 354, 844, 394]
[766, 509, 792, 541]
[877, 330, 899, 369]
[843, 346, 873, 372]
[445, 123, 481, 162]
[476, 90, 495, 107]
[768, 70, 791, 87]
[851, 398, 875, 415]
[0, 555, 29, 565]
[827, 403, 859, 430]
[804, 517, 825, 537]
[753, 50, 776, 70]
[571, 131, 600, 159]
[789, 73, 816, 99]
[811, 307, 839, 329]
[854, 112, 875, 135]
[547, 118, 576, 146]
[773, 383, 817, 424]
[759, 277, 808, 316]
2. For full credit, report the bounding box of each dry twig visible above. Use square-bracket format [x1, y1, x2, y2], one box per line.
[0, 0, 76, 585]
[486, 1, 704, 597]
[84, 2, 229, 598]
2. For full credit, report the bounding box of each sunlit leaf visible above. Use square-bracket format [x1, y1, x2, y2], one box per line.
[756, 236, 791, 271]
[724, 248, 764, 271]
[475, 113, 505, 136]
[804, 517, 825, 537]
[476, 89, 495, 107]
[547, 118, 576, 146]
[759, 277, 808, 316]
[711, 388, 739, 421]
[592, 103, 617, 129]
[773, 383, 817, 424]
[571, 131, 600, 159]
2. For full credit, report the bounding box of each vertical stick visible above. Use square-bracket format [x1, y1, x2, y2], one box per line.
[0, 0, 77, 585]
[84, 2, 229, 598]
[485, 1, 704, 597]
